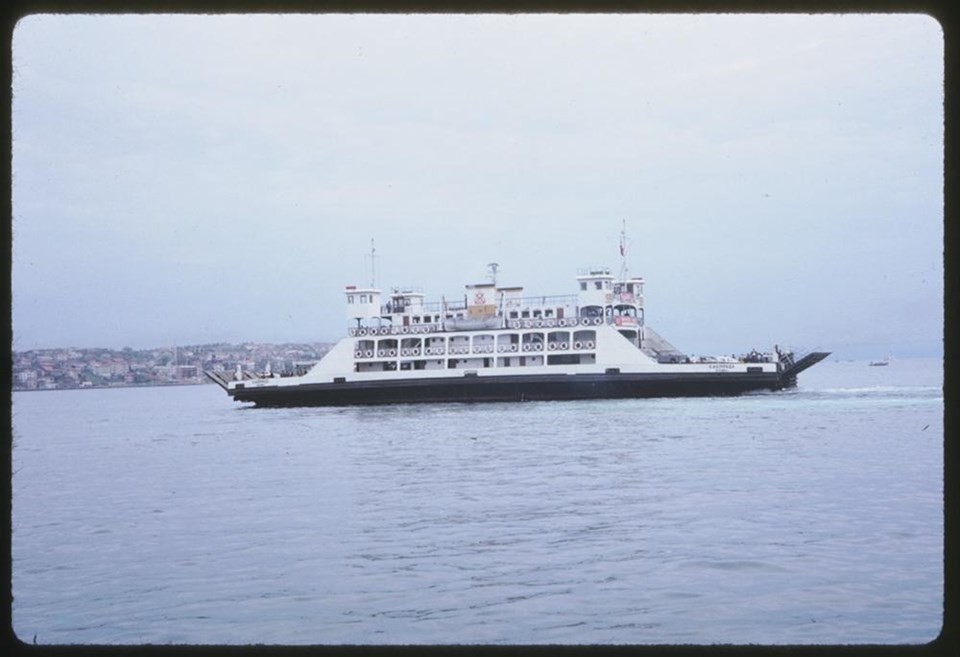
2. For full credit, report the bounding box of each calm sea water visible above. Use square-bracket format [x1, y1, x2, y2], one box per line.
[11, 358, 944, 645]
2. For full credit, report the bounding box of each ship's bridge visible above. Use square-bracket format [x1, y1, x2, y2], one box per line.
[345, 285, 382, 321]
[386, 288, 425, 316]
[576, 268, 615, 318]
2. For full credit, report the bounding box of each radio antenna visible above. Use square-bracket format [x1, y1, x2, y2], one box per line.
[369, 238, 377, 288]
[487, 262, 499, 286]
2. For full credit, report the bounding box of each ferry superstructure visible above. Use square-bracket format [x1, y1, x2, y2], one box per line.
[206, 263, 829, 407]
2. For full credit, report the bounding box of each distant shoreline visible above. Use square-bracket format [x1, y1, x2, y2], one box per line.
[12, 380, 212, 393]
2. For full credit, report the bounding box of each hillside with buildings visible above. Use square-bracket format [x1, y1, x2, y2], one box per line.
[11, 343, 332, 391]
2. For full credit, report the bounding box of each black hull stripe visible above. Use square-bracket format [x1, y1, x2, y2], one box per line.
[229, 372, 785, 407]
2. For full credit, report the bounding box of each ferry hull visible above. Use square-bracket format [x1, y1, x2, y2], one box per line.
[227, 371, 787, 407]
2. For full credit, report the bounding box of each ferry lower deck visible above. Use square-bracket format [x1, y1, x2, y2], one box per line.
[227, 368, 785, 407]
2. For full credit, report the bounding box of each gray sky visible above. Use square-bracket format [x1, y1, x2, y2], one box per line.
[11, 13, 943, 359]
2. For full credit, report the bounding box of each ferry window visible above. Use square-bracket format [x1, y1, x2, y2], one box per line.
[594, 281, 602, 290]
[521, 311, 530, 318]
[509, 311, 518, 319]
[348, 296, 355, 304]
[580, 282, 587, 291]
[545, 309, 553, 317]
[360, 295, 368, 303]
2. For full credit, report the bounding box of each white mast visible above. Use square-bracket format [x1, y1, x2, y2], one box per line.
[618, 219, 628, 282]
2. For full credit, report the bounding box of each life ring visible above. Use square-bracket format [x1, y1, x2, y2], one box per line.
[549, 342, 557, 350]
[413, 348, 421, 356]
[534, 319, 543, 328]
[389, 349, 397, 357]
[593, 317, 602, 326]
[545, 319, 556, 328]
[586, 341, 594, 349]
[581, 318, 591, 326]
[401, 326, 409, 334]
[523, 344, 531, 352]
[510, 344, 518, 352]
[574, 341, 583, 350]
[534, 343, 543, 351]
[365, 350, 373, 358]
[354, 350, 363, 358]
[474, 291, 486, 305]
[560, 342, 568, 350]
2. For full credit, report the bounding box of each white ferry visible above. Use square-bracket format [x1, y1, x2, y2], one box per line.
[206, 257, 829, 407]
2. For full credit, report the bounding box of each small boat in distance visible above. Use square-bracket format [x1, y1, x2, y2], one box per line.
[869, 356, 891, 367]
[205, 232, 830, 407]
